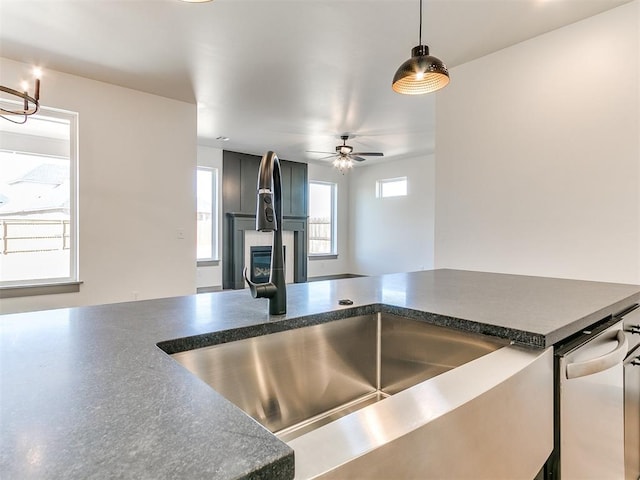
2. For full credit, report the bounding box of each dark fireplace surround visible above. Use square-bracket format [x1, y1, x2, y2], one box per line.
[222, 150, 308, 290]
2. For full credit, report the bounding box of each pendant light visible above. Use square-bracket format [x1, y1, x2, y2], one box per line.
[392, 0, 449, 95]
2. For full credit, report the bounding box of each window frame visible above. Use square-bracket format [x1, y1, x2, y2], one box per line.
[308, 180, 337, 258]
[0, 105, 79, 295]
[196, 166, 219, 264]
[376, 176, 408, 198]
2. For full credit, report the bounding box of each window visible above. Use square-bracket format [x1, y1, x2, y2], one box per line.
[376, 176, 408, 198]
[308, 181, 336, 256]
[196, 166, 218, 261]
[0, 107, 78, 288]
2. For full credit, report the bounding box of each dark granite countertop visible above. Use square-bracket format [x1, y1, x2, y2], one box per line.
[1, 269, 639, 479]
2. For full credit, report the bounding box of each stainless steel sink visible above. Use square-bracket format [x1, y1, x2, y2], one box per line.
[171, 313, 504, 441]
[170, 313, 554, 479]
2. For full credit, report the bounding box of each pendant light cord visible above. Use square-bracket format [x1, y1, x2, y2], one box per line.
[392, 0, 449, 94]
[419, 0, 423, 45]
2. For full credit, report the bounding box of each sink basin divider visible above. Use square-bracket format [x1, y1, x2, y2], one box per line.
[376, 313, 382, 392]
[275, 390, 390, 443]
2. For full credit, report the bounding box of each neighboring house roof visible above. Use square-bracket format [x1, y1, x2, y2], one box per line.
[8, 164, 67, 186]
[0, 173, 70, 218]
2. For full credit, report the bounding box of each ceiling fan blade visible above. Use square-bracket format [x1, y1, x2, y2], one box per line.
[306, 150, 336, 155]
[351, 152, 384, 157]
[351, 156, 367, 162]
[315, 154, 338, 161]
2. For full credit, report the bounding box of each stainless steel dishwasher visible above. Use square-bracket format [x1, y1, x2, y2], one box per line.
[621, 304, 640, 480]
[549, 317, 629, 479]
[625, 345, 640, 480]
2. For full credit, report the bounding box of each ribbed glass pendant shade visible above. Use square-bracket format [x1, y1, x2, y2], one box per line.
[392, 45, 449, 95]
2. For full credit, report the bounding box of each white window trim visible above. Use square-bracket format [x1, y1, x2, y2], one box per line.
[196, 166, 219, 263]
[376, 176, 408, 198]
[0, 106, 79, 293]
[308, 180, 337, 257]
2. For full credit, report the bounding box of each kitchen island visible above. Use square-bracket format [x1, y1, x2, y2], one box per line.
[1, 269, 639, 479]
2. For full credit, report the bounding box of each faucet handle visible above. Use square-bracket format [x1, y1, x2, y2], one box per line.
[243, 267, 277, 299]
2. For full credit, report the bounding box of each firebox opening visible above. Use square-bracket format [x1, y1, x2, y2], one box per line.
[250, 246, 285, 284]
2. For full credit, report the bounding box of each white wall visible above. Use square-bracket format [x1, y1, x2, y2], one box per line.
[349, 154, 435, 276]
[307, 162, 351, 278]
[435, 1, 640, 284]
[1, 58, 197, 314]
[196, 145, 223, 290]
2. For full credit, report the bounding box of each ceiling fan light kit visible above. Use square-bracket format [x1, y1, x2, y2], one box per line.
[333, 156, 354, 173]
[392, 0, 449, 95]
[307, 135, 384, 173]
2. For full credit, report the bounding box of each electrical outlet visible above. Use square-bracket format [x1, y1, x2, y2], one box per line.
[177, 229, 185, 240]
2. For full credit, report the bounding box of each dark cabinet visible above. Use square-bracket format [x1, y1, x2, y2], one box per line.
[223, 150, 307, 217]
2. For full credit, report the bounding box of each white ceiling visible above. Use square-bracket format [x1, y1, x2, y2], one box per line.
[0, 0, 632, 165]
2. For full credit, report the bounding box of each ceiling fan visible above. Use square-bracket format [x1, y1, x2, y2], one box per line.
[307, 135, 384, 171]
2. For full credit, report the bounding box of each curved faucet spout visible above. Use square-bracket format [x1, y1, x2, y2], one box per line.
[244, 151, 287, 315]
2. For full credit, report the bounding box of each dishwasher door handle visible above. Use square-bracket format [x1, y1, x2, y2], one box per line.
[566, 330, 628, 379]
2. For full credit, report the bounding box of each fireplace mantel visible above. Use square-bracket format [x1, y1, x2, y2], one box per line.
[224, 212, 307, 289]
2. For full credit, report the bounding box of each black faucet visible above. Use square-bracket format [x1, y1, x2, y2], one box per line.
[243, 151, 287, 315]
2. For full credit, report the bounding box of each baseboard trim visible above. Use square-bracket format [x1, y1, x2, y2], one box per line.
[307, 274, 365, 282]
[201, 275, 364, 292]
[197, 286, 223, 294]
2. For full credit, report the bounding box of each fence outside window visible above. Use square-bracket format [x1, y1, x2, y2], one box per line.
[308, 216, 332, 254]
[1, 219, 71, 255]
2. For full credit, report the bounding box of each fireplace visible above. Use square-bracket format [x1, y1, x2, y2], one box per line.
[250, 246, 286, 284]
[224, 212, 307, 289]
